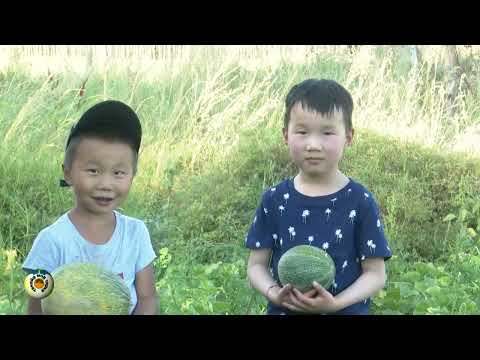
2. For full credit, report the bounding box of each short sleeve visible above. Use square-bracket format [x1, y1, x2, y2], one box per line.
[22, 230, 61, 273]
[245, 190, 276, 250]
[355, 193, 392, 262]
[135, 222, 157, 273]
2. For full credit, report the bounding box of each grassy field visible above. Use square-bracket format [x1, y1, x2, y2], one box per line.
[1, 45, 480, 314]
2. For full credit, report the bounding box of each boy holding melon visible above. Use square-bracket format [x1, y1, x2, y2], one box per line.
[246, 79, 392, 315]
[23, 100, 157, 315]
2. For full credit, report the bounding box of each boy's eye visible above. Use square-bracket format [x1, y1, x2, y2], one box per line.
[296, 130, 307, 135]
[87, 169, 98, 174]
[114, 170, 127, 176]
[324, 132, 334, 135]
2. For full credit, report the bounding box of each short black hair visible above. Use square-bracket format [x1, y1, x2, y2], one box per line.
[283, 79, 353, 132]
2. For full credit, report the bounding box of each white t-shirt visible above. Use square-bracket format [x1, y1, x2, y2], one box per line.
[22, 210, 157, 314]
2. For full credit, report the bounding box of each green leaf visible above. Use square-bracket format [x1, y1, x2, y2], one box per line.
[205, 262, 221, 275]
[468, 228, 477, 238]
[413, 304, 429, 315]
[459, 209, 469, 222]
[437, 276, 451, 287]
[426, 306, 447, 315]
[425, 285, 442, 297]
[377, 290, 387, 299]
[443, 213, 457, 222]
[380, 309, 404, 315]
[398, 283, 419, 297]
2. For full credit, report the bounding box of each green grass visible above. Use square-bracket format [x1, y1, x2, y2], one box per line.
[1, 45, 480, 314]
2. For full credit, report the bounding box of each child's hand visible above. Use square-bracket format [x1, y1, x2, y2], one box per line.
[284, 282, 339, 314]
[267, 283, 296, 307]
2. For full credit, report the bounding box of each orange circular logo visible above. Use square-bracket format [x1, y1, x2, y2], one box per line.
[24, 270, 54, 299]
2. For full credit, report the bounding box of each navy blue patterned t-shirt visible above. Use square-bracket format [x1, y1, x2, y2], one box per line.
[245, 177, 392, 315]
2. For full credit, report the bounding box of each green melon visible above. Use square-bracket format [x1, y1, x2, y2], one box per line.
[278, 245, 336, 292]
[42, 262, 131, 315]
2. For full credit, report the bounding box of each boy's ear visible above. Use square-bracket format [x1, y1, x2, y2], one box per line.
[346, 128, 355, 147]
[62, 164, 71, 186]
[282, 127, 289, 145]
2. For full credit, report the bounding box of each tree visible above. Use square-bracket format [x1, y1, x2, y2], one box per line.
[410, 45, 473, 116]
[408, 45, 422, 68]
[444, 45, 473, 116]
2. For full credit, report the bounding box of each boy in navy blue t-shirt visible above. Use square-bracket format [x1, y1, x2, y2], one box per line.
[245, 79, 392, 315]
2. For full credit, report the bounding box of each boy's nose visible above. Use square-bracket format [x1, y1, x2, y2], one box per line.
[306, 139, 323, 151]
[96, 175, 114, 190]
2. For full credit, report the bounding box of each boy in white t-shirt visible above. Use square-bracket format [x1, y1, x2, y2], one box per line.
[23, 100, 157, 315]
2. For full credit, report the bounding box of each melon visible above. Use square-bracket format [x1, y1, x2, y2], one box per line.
[42, 262, 131, 315]
[278, 245, 336, 292]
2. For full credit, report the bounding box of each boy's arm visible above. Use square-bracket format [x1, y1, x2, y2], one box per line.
[287, 257, 386, 313]
[331, 257, 386, 311]
[247, 249, 293, 306]
[133, 263, 158, 315]
[27, 298, 43, 315]
[247, 249, 277, 298]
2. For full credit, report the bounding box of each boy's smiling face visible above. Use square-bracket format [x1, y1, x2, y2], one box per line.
[63, 137, 135, 216]
[283, 102, 354, 181]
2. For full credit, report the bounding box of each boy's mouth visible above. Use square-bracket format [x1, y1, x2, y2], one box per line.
[92, 196, 114, 206]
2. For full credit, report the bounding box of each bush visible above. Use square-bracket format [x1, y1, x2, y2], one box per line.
[154, 247, 265, 314]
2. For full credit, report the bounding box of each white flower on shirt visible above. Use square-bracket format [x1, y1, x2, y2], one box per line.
[322, 242, 329, 250]
[361, 255, 366, 261]
[331, 198, 337, 206]
[332, 281, 338, 294]
[367, 240, 376, 253]
[308, 236, 314, 245]
[284, 193, 290, 203]
[325, 208, 331, 221]
[244, 237, 248, 244]
[279, 205, 285, 216]
[364, 192, 370, 199]
[288, 227, 295, 241]
[271, 187, 276, 192]
[349, 210, 356, 223]
[280, 238, 283, 247]
[377, 219, 381, 228]
[347, 188, 352, 196]
[342, 260, 348, 271]
[253, 215, 257, 224]
[272, 234, 278, 246]
[335, 229, 343, 242]
[302, 210, 310, 223]
[255, 241, 261, 248]
[263, 207, 268, 215]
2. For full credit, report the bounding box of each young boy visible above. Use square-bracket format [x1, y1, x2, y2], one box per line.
[246, 79, 392, 315]
[23, 100, 157, 315]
